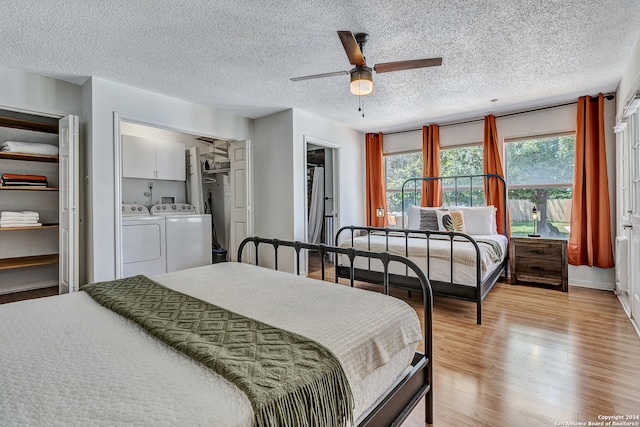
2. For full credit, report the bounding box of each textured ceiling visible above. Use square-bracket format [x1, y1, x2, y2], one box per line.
[1, 0, 639, 133]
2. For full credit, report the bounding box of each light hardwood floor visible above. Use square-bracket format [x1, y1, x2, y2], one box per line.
[308, 254, 640, 427]
[4, 260, 640, 426]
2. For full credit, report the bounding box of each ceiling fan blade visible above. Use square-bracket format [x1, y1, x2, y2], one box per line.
[374, 57, 442, 73]
[290, 71, 348, 81]
[337, 31, 365, 66]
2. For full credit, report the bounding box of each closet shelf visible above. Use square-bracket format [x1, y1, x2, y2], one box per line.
[0, 254, 59, 271]
[0, 186, 58, 191]
[0, 224, 58, 231]
[203, 168, 230, 174]
[201, 150, 229, 160]
[0, 152, 59, 163]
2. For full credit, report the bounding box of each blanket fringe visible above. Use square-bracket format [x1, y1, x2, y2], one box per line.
[255, 363, 354, 427]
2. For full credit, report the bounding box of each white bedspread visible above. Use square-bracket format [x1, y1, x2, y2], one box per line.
[339, 233, 508, 286]
[0, 263, 422, 426]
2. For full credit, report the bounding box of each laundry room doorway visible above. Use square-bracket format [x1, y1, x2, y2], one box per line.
[304, 137, 339, 277]
[114, 117, 252, 278]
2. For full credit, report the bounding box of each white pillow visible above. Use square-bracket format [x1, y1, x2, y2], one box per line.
[453, 206, 497, 235]
[407, 205, 421, 229]
[407, 205, 441, 230]
[435, 209, 466, 233]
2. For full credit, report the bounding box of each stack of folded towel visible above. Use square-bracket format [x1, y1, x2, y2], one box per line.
[1, 141, 59, 156]
[0, 211, 41, 228]
[1, 173, 48, 187]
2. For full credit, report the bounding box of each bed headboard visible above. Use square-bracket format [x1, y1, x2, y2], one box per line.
[400, 173, 508, 236]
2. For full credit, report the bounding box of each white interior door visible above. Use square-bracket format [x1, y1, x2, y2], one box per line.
[621, 98, 640, 330]
[59, 115, 79, 293]
[229, 140, 251, 262]
[631, 215, 640, 328]
[186, 146, 204, 214]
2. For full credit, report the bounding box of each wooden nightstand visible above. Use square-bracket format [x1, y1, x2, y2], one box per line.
[509, 237, 568, 292]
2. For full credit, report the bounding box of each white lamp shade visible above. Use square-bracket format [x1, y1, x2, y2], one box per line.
[350, 67, 374, 96]
[350, 78, 373, 96]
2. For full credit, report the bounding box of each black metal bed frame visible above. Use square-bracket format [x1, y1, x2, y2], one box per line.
[238, 236, 434, 426]
[335, 174, 509, 325]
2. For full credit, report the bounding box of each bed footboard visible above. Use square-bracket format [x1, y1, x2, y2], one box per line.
[334, 225, 508, 324]
[238, 236, 434, 426]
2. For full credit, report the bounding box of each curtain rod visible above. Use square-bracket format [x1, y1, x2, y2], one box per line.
[384, 93, 615, 135]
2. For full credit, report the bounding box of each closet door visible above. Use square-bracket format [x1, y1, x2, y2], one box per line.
[630, 112, 640, 325]
[229, 140, 250, 262]
[631, 215, 640, 326]
[59, 115, 79, 293]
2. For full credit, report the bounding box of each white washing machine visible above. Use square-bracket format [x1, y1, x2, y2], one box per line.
[122, 204, 167, 277]
[151, 203, 212, 273]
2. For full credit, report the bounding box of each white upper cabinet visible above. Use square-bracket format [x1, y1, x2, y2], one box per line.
[155, 139, 186, 181]
[122, 135, 185, 181]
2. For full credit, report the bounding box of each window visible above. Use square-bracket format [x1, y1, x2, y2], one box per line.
[505, 134, 575, 238]
[440, 145, 483, 206]
[384, 151, 422, 227]
[384, 145, 485, 227]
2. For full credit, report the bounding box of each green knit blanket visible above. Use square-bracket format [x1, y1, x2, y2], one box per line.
[82, 275, 354, 427]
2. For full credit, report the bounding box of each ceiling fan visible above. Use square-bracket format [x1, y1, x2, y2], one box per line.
[291, 31, 442, 96]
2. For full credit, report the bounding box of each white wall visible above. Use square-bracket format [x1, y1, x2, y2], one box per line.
[0, 66, 82, 117]
[383, 104, 578, 154]
[253, 109, 295, 270]
[382, 101, 617, 290]
[83, 77, 253, 282]
[253, 109, 365, 273]
[292, 109, 365, 240]
[617, 37, 640, 117]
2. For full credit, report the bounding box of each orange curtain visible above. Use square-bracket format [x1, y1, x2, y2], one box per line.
[568, 94, 614, 267]
[483, 115, 510, 236]
[365, 132, 387, 227]
[421, 125, 442, 207]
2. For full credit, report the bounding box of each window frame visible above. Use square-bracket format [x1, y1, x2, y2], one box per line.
[504, 132, 576, 238]
[383, 150, 423, 226]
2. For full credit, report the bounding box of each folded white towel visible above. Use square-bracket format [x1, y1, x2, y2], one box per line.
[1, 211, 40, 220]
[0, 216, 39, 221]
[0, 218, 39, 224]
[0, 141, 59, 156]
[1, 210, 39, 215]
[0, 222, 42, 228]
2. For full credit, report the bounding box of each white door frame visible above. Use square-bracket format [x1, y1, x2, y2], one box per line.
[113, 113, 252, 278]
[303, 135, 341, 276]
[615, 90, 640, 337]
[229, 139, 253, 262]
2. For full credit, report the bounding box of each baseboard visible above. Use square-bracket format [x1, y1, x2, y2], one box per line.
[568, 278, 614, 291]
[616, 293, 640, 339]
[630, 317, 640, 339]
[0, 280, 58, 295]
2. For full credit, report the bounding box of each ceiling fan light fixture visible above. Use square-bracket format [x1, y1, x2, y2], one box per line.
[350, 67, 373, 96]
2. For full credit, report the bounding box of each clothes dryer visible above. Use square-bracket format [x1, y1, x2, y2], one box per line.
[122, 204, 166, 277]
[151, 203, 211, 272]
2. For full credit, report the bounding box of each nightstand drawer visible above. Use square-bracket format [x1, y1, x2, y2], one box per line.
[515, 261, 562, 278]
[509, 237, 568, 291]
[514, 243, 563, 262]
